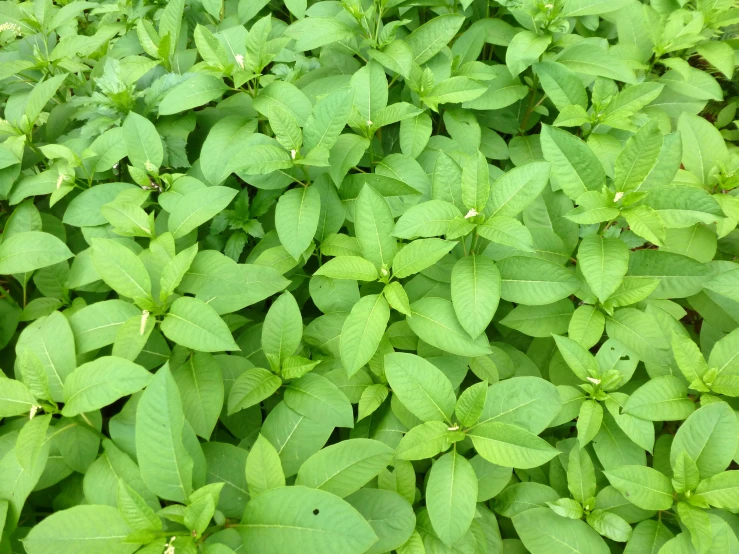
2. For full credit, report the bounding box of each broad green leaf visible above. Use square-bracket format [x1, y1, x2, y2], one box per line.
[426, 451, 477, 546]
[296, 439, 394, 498]
[172, 352, 224, 440]
[670, 402, 738, 479]
[354, 185, 397, 270]
[228, 367, 281, 414]
[340, 294, 390, 376]
[275, 186, 321, 260]
[392, 238, 456, 279]
[405, 15, 465, 64]
[407, 297, 491, 356]
[246, 435, 285, 497]
[346, 489, 415, 554]
[577, 235, 629, 303]
[678, 112, 728, 185]
[385, 352, 456, 422]
[498, 256, 580, 305]
[467, 421, 560, 468]
[168, 186, 238, 239]
[604, 466, 673, 511]
[514, 507, 609, 554]
[541, 124, 605, 200]
[161, 297, 239, 352]
[506, 31, 551, 77]
[91, 239, 151, 303]
[262, 291, 302, 365]
[159, 74, 228, 115]
[489, 162, 551, 218]
[62, 356, 152, 417]
[122, 112, 163, 170]
[450, 255, 500, 338]
[0, 231, 73, 274]
[136, 364, 193, 503]
[623, 376, 694, 421]
[284, 373, 354, 428]
[241, 486, 377, 553]
[23, 505, 137, 554]
[396, 421, 452, 461]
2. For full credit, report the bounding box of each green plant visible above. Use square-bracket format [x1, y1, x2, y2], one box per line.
[1, 0, 739, 552]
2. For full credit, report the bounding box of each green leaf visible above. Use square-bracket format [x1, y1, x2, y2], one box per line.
[396, 421, 452, 461]
[385, 352, 456, 422]
[476, 216, 535, 252]
[498, 256, 580, 305]
[603, 466, 673, 510]
[159, 74, 228, 115]
[577, 235, 629, 303]
[240, 486, 377, 553]
[393, 200, 462, 239]
[695, 471, 739, 510]
[161, 297, 239, 352]
[670, 402, 738, 479]
[303, 88, 354, 153]
[284, 373, 354, 428]
[172, 352, 224, 440]
[296, 439, 394, 498]
[91, 239, 151, 303]
[0, 231, 73, 274]
[276, 186, 321, 260]
[623, 376, 695, 421]
[0, 378, 36, 417]
[405, 14, 465, 64]
[568, 445, 596, 504]
[62, 356, 152, 417]
[168, 186, 238, 239]
[262, 291, 302, 365]
[677, 113, 728, 185]
[228, 367, 281, 414]
[122, 112, 163, 170]
[246, 435, 285, 497]
[354, 185, 397, 270]
[541, 124, 605, 200]
[392, 238, 456, 279]
[506, 31, 551, 77]
[345, 489, 415, 554]
[467, 421, 560, 468]
[426, 451, 477, 546]
[407, 297, 492, 356]
[489, 161, 551, 218]
[23, 505, 137, 554]
[513, 507, 609, 554]
[340, 294, 390, 376]
[455, 381, 487, 428]
[135, 364, 194, 503]
[614, 119, 665, 193]
[450, 255, 501, 339]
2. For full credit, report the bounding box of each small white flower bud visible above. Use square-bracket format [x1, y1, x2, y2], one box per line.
[164, 537, 176, 554]
[464, 209, 478, 219]
[140, 310, 150, 335]
[614, 191, 624, 202]
[29, 405, 40, 419]
[235, 54, 245, 69]
[586, 377, 601, 385]
[290, 149, 296, 159]
[55, 174, 65, 189]
[380, 267, 389, 276]
[447, 424, 460, 431]
[366, 120, 373, 126]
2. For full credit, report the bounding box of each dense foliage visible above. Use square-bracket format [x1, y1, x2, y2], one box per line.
[1, 0, 739, 552]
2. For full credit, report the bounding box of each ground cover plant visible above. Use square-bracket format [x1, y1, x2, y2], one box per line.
[1, 0, 739, 552]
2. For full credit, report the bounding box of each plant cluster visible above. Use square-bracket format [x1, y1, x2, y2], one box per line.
[1, 0, 739, 552]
